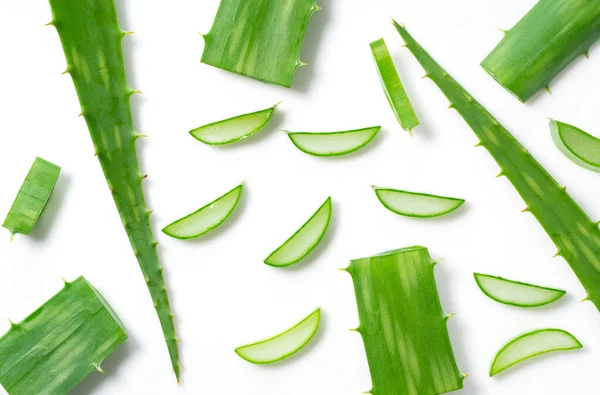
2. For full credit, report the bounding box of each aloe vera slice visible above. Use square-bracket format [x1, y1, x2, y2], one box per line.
[162, 183, 243, 240]
[490, 328, 582, 376]
[3, 157, 61, 238]
[264, 197, 332, 267]
[370, 38, 419, 132]
[287, 126, 380, 157]
[235, 308, 320, 364]
[474, 273, 566, 307]
[550, 120, 600, 172]
[373, 187, 465, 218]
[189, 103, 278, 145]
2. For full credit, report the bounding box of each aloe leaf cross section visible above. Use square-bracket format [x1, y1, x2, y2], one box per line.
[3, 157, 61, 239]
[0, 277, 127, 394]
[474, 273, 566, 308]
[235, 308, 321, 364]
[264, 197, 332, 267]
[550, 120, 600, 172]
[286, 126, 380, 157]
[373, 187, 465, 218]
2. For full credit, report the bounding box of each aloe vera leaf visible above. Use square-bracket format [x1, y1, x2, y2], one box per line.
[189, 103, 279, 145]
[162, 183, 243, 240]
[490, 328, 582, 376]
[345, 246, 465, 394]
[0, 277, 127, 394]
[373, 187, 465, 218]
[474, 273, 566, 308]
[395, 22, 600, 315]
[47, 0, 179, 381]
[550, 120, 600, 172]
[286, 126, 380, 157]
[234, 308, 320, 364]
[2, 157, 60, 238]
[370, 38, 419, 132]
[201, 0, 321, 87]
[480, 0, 600, 102]
[264, 197, 331, 267]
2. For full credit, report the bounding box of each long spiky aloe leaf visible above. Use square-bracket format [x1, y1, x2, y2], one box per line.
[47, 0, 180, 382]
[394, 21, 600, 313]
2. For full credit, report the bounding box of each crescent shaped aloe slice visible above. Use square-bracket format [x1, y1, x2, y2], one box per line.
[264, 197, 332, 267]
[474, 273, 566, 307]
[234, 308, 321, 364]
[286, 126, 380, 157]
[189, 103, 279, 145]
[373, 187, 465, 218]
[162, 183, 243, 240]
[550, 120, 600, 172]
[490, 328, 582, 376]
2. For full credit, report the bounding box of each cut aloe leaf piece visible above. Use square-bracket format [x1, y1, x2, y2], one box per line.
[3, 157, 61, 239]
[265, 197, 332, 267]
[373, 187, 465, 218]
[287, 126, 380, 157]
[235, 308, 320, 364]
[189, 103, 279, 145]
[162, 183, 243, 240]
[550, 120, 600, 172]
[490, 328, 582, 376]
[474, 273, 566, 307]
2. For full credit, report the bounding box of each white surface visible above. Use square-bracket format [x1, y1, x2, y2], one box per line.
[1, 0, 599, 394]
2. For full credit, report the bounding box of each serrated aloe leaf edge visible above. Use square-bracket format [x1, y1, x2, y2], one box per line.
[474, 273, 566, 308]
[373, 187, 465, 218]
[287, 126, 380, 157]
[550, 120, 600, 172]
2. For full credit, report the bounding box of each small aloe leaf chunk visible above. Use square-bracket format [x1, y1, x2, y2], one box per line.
[370, 38, 419, 132]
[3, 157, 60, 239]
[490, 328, 582, 376]
[189, 104, 278, 145]
[265, 197, 332, 267]
[550, 120, 600, 172]
[235, 308, 321, 364]
[373, 187, 465, 218]
[0, 277, 127, 394]
[474, 273, 566, 307]
[162, 183, 243, 239]
[287, 126, 380, 157]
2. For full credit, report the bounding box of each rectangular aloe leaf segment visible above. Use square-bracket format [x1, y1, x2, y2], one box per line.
[0, 277, 127, 394]
[347, 246, 465, 395]
[201, 0, 320, 87]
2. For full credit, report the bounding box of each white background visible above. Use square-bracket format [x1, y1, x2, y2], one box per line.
[1, 0, 600, 394]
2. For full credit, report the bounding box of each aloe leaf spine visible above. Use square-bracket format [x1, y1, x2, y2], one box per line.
[550, 120, 600, 172]
[0, 277, 127, 394]
[345, 246, 465, 394]
[395, 22, 600, 315]
[47, 0, 179, 381]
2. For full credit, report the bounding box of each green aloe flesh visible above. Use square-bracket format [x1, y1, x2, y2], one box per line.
[264, 197, 331, 267]
[48, 0, 180, 381]
[345, 246, 465, 394]
[370, 38, 420, 132]
[162, 183, 243, 240]
[287, 126, 380, 157]
[201, 0, 320, 87]
[490, 328, 582, 376]
[189, 103, 279, 145]
[373, 187, 465, 218]
[3, 157, 61, 238]
[480, 0, 600, 102]
[0, 277, 127, 394]
[234, 308, 321, 364]
[474, 273, 566, 308]
[395, 22, 600, 316]
[550, 120, 600, 172]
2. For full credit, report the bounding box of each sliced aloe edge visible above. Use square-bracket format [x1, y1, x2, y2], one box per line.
[235, 308, 321, 364]
[490, 328, 582, 376]
[474, 273, 566, 308]
[264, 197, 332, 267]
[373, 187, 465, 218]
[550, 120, 600, 172]
[189, 102, 280, 145]
[286, 126, 380, 157]
[162, 183, 243, 240]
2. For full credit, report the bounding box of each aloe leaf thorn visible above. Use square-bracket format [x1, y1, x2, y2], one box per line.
[550, 120, 600, 172]
[474, 273, 566, 308]
[372, 186, 465, 218]
[286, 126, 380, 157]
